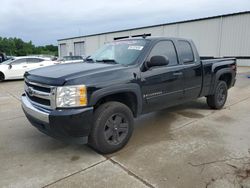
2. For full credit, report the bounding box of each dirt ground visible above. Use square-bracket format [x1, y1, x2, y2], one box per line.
[1, 67, 250, 188]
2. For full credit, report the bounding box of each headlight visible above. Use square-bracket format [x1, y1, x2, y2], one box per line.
[56, 85, 87, 107]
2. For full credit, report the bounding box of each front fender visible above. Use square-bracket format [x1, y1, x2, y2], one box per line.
[89, 83, 142, 116]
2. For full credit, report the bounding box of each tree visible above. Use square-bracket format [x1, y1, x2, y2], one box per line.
[0, 37, 58, 56]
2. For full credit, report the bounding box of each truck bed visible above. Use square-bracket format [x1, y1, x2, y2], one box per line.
[199, 57, 236, 97]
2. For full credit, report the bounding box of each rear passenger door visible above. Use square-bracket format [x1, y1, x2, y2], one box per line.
[177, 40, 202, 100]
[26, 58, 45, 71]
[141, 40, 185, 113]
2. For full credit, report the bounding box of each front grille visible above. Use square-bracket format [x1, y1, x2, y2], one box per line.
[24, 79, 56, 109]
[25, 81, 51, 93]
[26, 94, 51, 106]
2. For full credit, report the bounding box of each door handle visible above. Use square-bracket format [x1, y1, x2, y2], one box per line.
[173, 72, 183, 76]
[39, 64, 44, 66]
[23, 66, 27, 68]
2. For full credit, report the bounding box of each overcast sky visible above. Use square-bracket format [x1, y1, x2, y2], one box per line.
[0, 0, 249, 46]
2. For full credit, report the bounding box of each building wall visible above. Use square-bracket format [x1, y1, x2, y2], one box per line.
[58, 12, 250, 65]
[220, 14, 250, 56]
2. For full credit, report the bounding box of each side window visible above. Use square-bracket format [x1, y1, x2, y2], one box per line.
[12, 59, 27, 65]
[148, 41, 178, 66]
[27, 58, 44, 63]
[178, 41, 194, 64]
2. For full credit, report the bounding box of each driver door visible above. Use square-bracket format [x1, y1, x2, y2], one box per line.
[141, 40, 185, 113]
[8, 58, 28, 79]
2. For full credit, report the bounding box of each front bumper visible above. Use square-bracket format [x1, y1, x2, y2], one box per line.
[21, 94, 93, 144]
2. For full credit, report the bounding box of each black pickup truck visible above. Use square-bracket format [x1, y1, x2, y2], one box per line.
[22, 37, 236, 154]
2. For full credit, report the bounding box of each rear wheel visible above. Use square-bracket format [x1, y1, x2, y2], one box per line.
[207, 81, 228, 109]
[88, 102, 134, 154]
[0, 72, 5, 82]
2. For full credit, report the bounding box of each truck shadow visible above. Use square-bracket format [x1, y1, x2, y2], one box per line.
[25, 98, 211, 157]
[22, 128, 96, 156]
[106, 99, 211, 158]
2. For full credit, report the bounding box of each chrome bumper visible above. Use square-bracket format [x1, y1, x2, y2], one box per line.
[21, 95, 49, 123]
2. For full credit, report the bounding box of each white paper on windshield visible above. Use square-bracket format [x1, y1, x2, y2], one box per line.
[111, 41, 137, 45]
[128, 46, 144, 50]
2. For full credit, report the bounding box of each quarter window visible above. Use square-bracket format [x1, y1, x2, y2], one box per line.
[148, 41, 178, 66]
[178, 41, 194, 64]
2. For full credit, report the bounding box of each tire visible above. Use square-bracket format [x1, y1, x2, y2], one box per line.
[0, 72, 5, 82]
[207, 81, 228, 109]
[88, 102, 134, 154]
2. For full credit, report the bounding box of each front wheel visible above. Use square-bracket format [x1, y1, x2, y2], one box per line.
[88, 102, 134, 154]
[207, 81, 228, 109]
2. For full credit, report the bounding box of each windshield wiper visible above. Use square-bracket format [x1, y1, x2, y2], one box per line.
[96, 59, 118, 64]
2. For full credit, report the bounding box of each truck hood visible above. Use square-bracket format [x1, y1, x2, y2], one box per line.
[25, 62, 127, 85]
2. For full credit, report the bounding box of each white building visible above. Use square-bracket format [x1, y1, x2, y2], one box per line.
[58, 11, 250, 66]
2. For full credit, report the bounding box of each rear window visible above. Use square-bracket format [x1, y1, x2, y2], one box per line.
[12, 58, 27, 65]
[27, 58, 44, 63]
[178, 41, 194, 64]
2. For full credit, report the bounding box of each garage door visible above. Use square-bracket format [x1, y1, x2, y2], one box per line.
[59, 44, 67, 57]
[74, 42, 85, 56]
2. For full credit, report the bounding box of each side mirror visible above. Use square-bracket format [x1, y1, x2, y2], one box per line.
[8, 64, 12, 69]
[146, 55, 169, 69]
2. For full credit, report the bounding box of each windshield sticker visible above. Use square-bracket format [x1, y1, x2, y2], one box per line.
[128, 46, 144, 50]
[110, 41, 138, 45]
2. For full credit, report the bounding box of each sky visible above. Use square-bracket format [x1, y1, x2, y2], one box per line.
[0, 0, 249, 46]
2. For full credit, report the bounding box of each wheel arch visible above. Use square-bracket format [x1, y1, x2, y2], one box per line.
[89, 83, 142, 117]
[218, 72, 233, 89]
[210, 68, 234, 94]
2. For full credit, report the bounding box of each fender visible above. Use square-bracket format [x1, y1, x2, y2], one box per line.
[210, 67, 234, 94]
[211, 59, 235, 72]
[89, 83, 143, 116]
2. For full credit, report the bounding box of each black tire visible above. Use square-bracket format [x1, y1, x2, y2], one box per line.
[0, 72, 4, 82]
[207, 81, 228, 109]
[88, 102, 134, 154]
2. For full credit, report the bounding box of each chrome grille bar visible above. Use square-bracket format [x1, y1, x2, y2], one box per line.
[24, 79, 56, 110]
[24, 84, 51, 100]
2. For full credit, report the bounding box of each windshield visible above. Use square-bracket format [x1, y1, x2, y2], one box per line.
[89, 40, 147, 65]
[1, 58, 15, 65]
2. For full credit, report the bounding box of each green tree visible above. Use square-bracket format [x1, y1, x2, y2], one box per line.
[0, 37, 58, 56]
